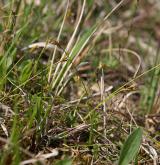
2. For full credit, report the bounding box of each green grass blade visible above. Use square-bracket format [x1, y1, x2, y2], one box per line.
[118, 127, 143, 165]
[18, 60, 33, 84]
[146, 48, 160, 113]
[52, 25, 97, 93]
[146, 68, 160, 113]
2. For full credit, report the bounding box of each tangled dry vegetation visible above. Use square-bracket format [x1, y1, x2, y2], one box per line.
[0, 0, 160, 164]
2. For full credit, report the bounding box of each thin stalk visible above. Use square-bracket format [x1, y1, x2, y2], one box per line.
[146, 46, 160, 113]
[100, 67, 106, 137]
[48, 0, 69, 82]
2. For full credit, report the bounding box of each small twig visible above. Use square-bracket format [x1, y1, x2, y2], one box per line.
[100, 67, 107, 137]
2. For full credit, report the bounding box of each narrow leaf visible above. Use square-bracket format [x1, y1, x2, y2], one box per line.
[118, 127, 143, 165]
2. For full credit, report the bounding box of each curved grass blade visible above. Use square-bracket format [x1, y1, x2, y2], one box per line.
[118, 127, 143, 165]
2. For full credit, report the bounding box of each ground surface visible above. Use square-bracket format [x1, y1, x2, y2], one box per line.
[0, 0, 160, 164]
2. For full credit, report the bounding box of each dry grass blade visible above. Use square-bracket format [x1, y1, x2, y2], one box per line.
[48, 0, 70, 82]
[100, 67, 107, 137]
[20, 149, 59, 165]
[22, 42, 62, 52]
